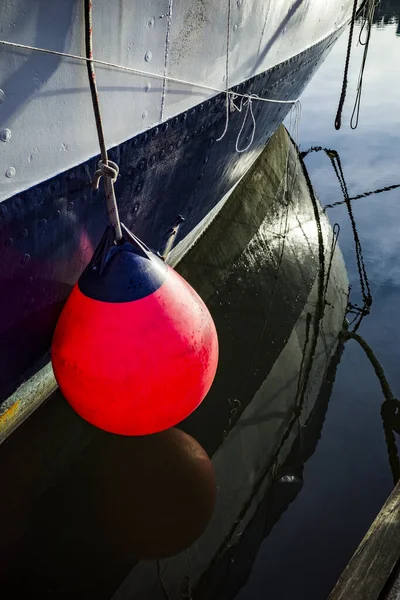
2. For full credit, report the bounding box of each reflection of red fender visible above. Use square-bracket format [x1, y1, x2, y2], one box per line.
[52, 227, 218, 435]
[93, 428, 216, 559]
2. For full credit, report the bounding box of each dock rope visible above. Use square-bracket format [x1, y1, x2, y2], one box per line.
[84, 0, 122, 241]
[350, 0, 379, 129]
[334, 0, 359, 130]
[335, 0, 380, 130]
[381, 399, 400, 485]
[343, 330, 400, 485]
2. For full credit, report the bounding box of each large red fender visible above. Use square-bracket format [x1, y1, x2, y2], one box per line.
[52, 226, 218, 435]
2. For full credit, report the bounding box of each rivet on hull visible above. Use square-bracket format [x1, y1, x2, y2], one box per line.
[0, 129, 11, 142]
[6, 167, 16, 178]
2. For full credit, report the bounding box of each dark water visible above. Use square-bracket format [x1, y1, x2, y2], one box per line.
[238, 5, 400, 600]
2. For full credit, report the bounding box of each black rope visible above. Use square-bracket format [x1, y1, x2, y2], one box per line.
[343, 330, 400, 485]
[381, 400, 400, 485]
[343, 331, 393, 399]
[335, 0, 359, 130]
[350, 0, 377, 129]
[328, 151, 372, 329]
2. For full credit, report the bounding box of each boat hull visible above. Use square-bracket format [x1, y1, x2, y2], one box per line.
[0, 27, 344, 403]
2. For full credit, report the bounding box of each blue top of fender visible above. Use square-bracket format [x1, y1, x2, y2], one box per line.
[78, 225, 167, 302]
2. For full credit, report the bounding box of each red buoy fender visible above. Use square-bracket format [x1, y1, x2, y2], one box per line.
[52, 227, 218, 435]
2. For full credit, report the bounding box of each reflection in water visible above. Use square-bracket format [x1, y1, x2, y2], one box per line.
[113, 127, 349, 599]
[302, 145, 373, 331]
[302, 139, 400, 490]
[0, 125, 349, 600]
[236, 5, 400, 599]
[92, 429, 216, 560]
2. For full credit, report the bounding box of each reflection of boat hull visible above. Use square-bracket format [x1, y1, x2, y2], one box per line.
[0, 0, 356, 405]
[0, 125, 348, 598]
[114, 129, 349, 599]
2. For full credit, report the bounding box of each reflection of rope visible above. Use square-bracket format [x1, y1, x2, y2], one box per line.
[323, 182, 400, 209]
[294, 313, 312, 415]
[302, 146, 372, 332]
[84, 0, 122, 241]
[328, 150, 372, 331]
[335, 0, 359, 130]
[324, 223, 340, 299]
[343, 330, 400, 485]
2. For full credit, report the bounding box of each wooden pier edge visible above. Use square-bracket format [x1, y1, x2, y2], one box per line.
[328, 480, 400, 600]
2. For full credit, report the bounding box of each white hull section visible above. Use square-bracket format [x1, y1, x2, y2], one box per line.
[0, 0, 357, 202]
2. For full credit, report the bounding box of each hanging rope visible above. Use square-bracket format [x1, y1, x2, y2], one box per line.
[350, 0, 379, 129]
[381, 399, 400, 485]
[343, 331, 393, 400]
[343, 330, 400, 484]
[235, 95, 257, 153]
[84, 0, 122, 241]
[334, 0, 359, 130]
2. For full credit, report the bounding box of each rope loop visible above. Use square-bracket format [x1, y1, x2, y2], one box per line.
[93, 159, 119, 189]
[235, 94, 257, 153]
